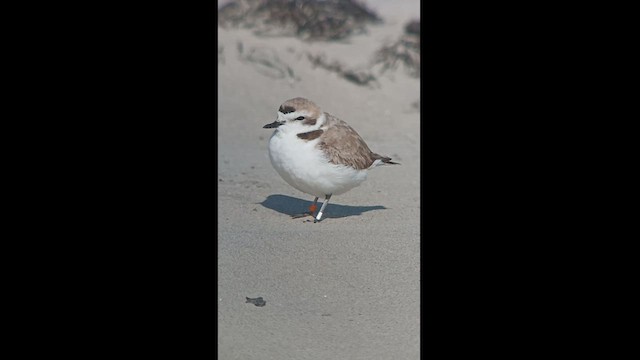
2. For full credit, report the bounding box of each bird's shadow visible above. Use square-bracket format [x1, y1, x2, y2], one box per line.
[259, 194, 387, 219]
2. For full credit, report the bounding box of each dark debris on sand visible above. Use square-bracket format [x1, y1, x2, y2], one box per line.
[307, 52, 378, 87]
[372, 20, 420, 78]
[218, 0, 382, 41]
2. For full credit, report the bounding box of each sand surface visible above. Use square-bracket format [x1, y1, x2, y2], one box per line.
[218, 1, 420, 358]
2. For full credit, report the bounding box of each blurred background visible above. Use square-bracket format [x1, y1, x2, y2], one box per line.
[218, 0, 420, 195]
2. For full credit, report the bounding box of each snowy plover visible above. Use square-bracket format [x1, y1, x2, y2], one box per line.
[263, 97, 398, 223]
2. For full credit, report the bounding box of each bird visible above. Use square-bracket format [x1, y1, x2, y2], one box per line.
[263, 97, 398, 223]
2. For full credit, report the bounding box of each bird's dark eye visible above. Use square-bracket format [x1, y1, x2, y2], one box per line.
[295, 116, 305, 120]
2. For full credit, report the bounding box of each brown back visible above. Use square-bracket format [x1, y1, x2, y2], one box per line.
[318, 113, 396, 170]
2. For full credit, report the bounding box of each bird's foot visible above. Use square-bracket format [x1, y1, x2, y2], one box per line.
[291, 203, 318, 219]
[291, 212, 313, 219]
[303, 218, 322, 223]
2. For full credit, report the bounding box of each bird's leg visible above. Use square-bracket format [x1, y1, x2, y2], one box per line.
[291, 197, 319, 219]
[313, 194, 332, 223]
[309, 197, 319, 214]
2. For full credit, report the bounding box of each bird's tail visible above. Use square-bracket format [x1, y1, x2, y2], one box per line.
[371, 154, 400, 168]
[381, 157, 399, 165]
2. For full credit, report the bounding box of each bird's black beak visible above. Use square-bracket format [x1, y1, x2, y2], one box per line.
[263, 121, 284, 129]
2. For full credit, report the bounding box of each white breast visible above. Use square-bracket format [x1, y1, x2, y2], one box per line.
[267, 129, 368, 198]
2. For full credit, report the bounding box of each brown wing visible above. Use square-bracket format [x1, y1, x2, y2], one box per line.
[318, 113, 378, 170]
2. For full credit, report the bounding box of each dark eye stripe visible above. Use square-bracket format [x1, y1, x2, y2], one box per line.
[295, 116, 305, 120]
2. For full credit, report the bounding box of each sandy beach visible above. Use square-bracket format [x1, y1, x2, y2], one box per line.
[218, 1, 420, 358]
